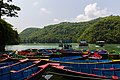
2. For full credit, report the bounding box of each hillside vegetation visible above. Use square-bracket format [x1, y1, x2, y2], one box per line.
[0, 19, 19, 51]
[79, 16, 120, 43]
[19, 15, 120, 43]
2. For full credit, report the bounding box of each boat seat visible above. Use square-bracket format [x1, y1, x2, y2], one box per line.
[0, 63, 7, 67]
[88, 64, 96, 68]
[70, 64, 78, 67]
[11, 71, 23, 80]
[103, 70, 114, 78]
[113, 64, 120, 68]
[0, 73, 11, 80]
[114, 70, 120, 78]
[81, 68, 92, 74]
[20, 63, 28, 69]
[79, 64, 88, 69]
[7, 61, 15, 65]
[96, 64, 104, 68]
[27, 62, 33, 66]
[93, 69, 103, 76]
[11, 65, 21, 71]
[104, 64, 113, 68]
[32, 67, 39, 73]
[1, 67, 10, 74]
[23, 69, 33, 79]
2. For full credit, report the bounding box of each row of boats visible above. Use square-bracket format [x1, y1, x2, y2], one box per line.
[0, 48, 120, 80]
[14, 48, 120, 60]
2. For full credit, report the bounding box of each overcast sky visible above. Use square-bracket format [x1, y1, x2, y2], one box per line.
[4, 0, 120, 33]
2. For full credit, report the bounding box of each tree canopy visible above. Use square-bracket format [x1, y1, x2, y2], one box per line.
[79, 15, 120, 43]
[20, 15, 120, 44]
[0, 0, 20, 51]
[19, 19, 99, 43]
[0, 19, 20, 51]
[0, 0, 21, 18]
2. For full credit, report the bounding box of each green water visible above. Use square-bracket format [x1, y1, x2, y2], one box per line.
[5, 43, 120, 52]
[5, 43, 59, 51]
[89, 44, 120, 52]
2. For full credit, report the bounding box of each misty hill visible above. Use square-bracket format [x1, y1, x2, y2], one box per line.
[19, 15, 120, 43]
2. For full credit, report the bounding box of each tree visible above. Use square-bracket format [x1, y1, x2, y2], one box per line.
[0, 0, 20, 51]
[0, 19, 20, 51]
[0, 0, 20, 18]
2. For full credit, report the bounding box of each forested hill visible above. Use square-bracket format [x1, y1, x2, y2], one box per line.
[19, 16, 120, 43]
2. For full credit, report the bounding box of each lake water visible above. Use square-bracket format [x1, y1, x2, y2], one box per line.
[5, 43, 120, 52]
[5, 43, 79, 51]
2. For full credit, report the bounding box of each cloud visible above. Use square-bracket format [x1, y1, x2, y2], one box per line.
[53, 18, 59, 22]
[40, 8, 51, 14]
[76, 3, 109, 22]
[33, 1, 39, 6]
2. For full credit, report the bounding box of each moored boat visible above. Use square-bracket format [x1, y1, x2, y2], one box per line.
[0, 58, 45, 80]
[26, 62, 117, 80]
[109, 50, 120, 59]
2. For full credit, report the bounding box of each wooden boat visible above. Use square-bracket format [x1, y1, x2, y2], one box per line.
[0, 51, 14, 59]
[18, 50, 37, 56]
[1, 57, 120, 80]
[81, 49, 109, 59]
[57, 49, 82, 56]
[109, 50, 120, 59]
[60, 62, 120, 79]
[0, 58, 46, 80]
[19, 48, 58, 56]
[0, 58, 22, 68]
[26, 58, 120, 80]
[38, 48, 82, 57]
[58, 42, 82, 56]
[48, 55, 113, 63]
[17, 48, 82, 59]
[26, 62, 116, 80]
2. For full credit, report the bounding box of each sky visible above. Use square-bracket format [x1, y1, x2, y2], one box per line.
[3, 0, 120, 33]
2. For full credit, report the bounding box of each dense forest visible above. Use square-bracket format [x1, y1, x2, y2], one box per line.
[19, 15, 120, 43]
[0, 19, 20, 51]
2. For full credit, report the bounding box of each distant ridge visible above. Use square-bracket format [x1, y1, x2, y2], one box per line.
[19, 15, 120, 43]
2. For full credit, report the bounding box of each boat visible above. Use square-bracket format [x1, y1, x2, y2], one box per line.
[109, 50, 120, 59]
[96, 41, 105, 47]
[79, 40, 89, 50]
[0, 51, 15, 59]
[48, 56, 113, 63]
[26, 61, 120, 80]
[58, 42, 82, 56]
[0, 58, 45, 80]
[17, 48, 82, 59]
[1, 56, 120, 80]
[81, 49, 109, 59]
[18, 49, 38, 56]
[59, 62, 120, 79]
[58, 49, 82, 56]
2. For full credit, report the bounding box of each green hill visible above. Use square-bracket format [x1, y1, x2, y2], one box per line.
[79, 15, 120, 43]
[19, 15, 120, 43]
